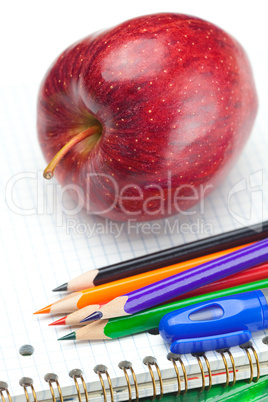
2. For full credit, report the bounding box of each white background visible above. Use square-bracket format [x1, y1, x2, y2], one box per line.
[1, 0, 267, 90]
[1, 1, 268, 397]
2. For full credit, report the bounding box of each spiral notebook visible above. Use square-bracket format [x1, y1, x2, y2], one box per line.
[1, 57, 268, 401]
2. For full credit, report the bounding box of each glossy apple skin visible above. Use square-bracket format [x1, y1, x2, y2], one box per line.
[37, 13, 258, 221]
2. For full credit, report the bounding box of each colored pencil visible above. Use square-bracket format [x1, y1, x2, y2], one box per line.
[34, 244, 247, 315]
[57, 278, 268, 340]
[83, 238, 268, 321]
[53, 221, 268, 292]
[50, 261, 268, 326]
[169, 261, 268, 302]
[49, 305, 101, 326]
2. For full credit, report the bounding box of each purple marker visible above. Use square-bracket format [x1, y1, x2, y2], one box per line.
[82, 238, 268, 321]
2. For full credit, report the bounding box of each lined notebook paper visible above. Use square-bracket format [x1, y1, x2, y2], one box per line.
[0, 50, 268, 400]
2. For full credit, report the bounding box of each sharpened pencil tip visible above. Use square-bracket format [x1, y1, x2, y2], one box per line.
[58, 332, 76, 341]
[80, 311, 103, 323]
[33, 304, 52, 314]
[52, 283, 68, 292]
[49, 316, 67, 326]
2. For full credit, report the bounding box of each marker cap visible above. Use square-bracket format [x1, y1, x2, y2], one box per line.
[170, 330, 252, 354]
[159, 290, 267, 354]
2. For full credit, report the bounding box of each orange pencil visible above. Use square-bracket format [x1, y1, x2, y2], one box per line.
[34, 243, 250, 315]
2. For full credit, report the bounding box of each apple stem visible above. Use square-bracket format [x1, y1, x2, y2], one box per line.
[43, 125, 101, 180]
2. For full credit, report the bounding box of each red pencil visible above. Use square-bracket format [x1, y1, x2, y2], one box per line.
[168, 261, 268, 302]
[51, 261, 268, 326]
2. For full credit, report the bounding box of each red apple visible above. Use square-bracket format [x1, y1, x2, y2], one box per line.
[37, 13, 258, 221]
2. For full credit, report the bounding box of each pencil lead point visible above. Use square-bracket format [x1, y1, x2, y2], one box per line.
[80, 311, 103, 323]
[49, 316, 67, 326]
[52, 283, 68, 292]
[58, 332, 76, 341]
[33, 304, 52, 314]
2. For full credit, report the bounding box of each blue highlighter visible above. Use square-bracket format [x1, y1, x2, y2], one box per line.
[159, 289, 268, 354]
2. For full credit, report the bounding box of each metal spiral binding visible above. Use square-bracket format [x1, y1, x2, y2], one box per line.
[216, 348, 237, 387]
[94, 364, 114, 402]
[69, 369, 88, 402]
[0, 344, 264, 402]
[44, 373, 63, 402]
[192, 354, 212, 392]
[167, 353, 188, 395]
[19, 377, 37, 402]
[143, 356, 163, 400]
[0, 382, 12, 402]
[118, 361, 139, 402]
[250, 345, 261, 382]
[240, 343, 260, 383]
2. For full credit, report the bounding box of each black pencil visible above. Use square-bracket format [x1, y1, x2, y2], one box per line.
[53, 220, 268, 292]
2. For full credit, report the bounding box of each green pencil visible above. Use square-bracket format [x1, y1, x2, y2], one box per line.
[59, 278, 268, 341]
